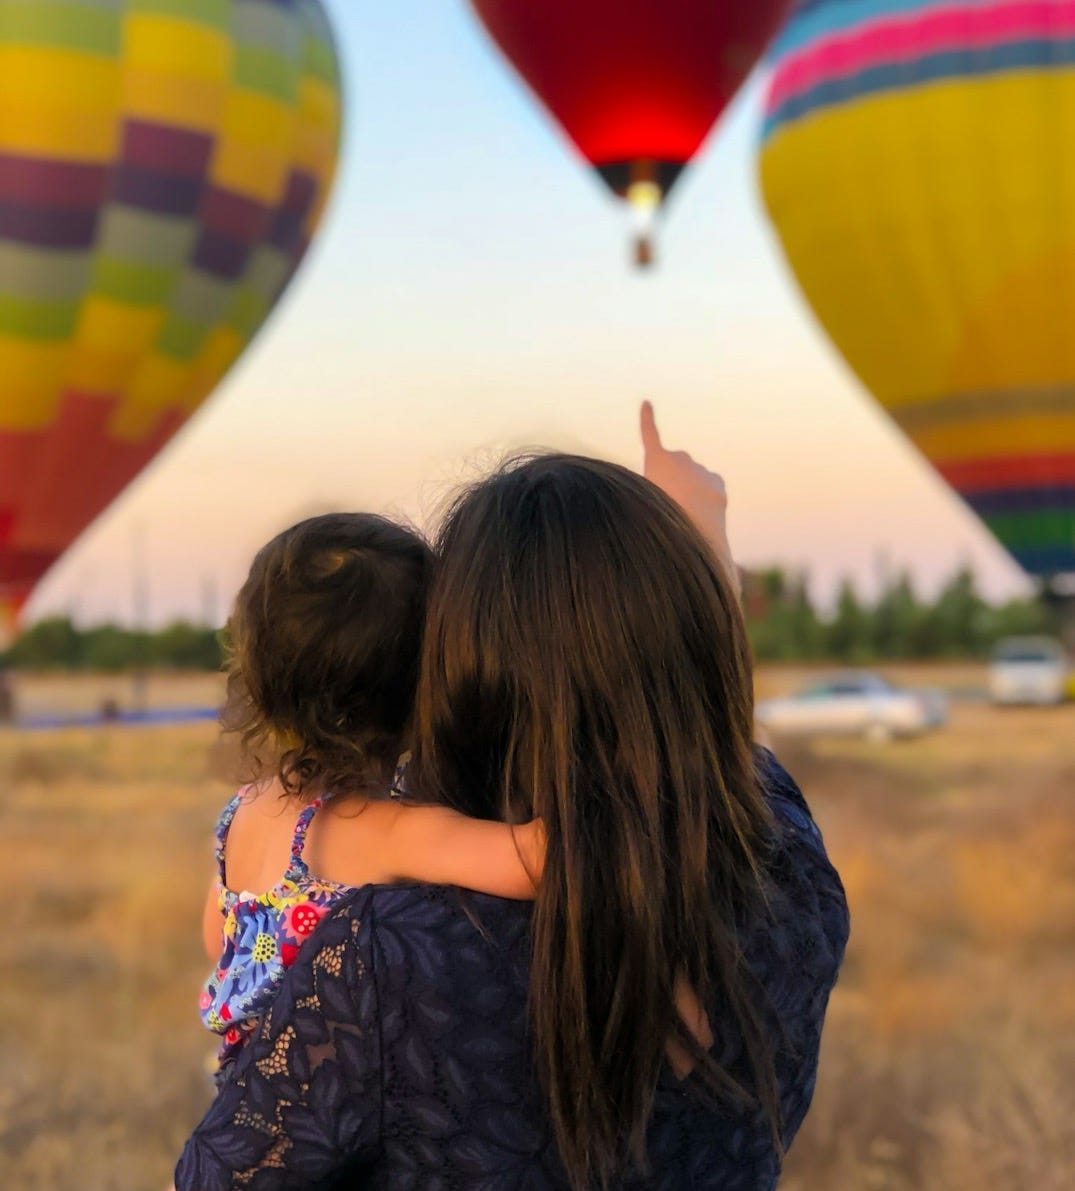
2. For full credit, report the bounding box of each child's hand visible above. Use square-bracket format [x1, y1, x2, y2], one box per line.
[640, 401, 734, 581]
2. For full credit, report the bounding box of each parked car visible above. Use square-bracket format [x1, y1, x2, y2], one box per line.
[989, 637, 1069, 706]
[757, 671, 947, 742]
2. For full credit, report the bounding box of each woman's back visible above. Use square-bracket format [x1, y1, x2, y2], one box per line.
[176, 754, 848, 1190]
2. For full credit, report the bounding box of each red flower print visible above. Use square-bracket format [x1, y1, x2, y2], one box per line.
[220, 1004, 232, 1022]
[287, 902, 325, 940]
[281, 943, 299, 968]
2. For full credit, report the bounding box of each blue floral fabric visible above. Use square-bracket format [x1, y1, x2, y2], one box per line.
[201, 792, 356, 1065]
[177, 752, 849, 1190]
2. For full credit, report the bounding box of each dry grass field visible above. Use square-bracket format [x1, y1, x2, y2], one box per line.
[2, 666, 1073, 1189]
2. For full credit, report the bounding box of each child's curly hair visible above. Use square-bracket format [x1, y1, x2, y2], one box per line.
[222, 513, 433, 799]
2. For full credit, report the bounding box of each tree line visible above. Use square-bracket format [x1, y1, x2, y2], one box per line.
[0, 566, 1060, 671]
[744, 565, 1056, 662]
[1, 618, 224, 672]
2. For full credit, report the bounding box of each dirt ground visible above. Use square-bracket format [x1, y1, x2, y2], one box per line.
[2, 667, 1073, 1189]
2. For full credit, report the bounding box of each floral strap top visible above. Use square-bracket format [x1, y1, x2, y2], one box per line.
[199, 791, 355, 1064]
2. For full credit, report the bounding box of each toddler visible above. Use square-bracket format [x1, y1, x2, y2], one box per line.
[199, 513, 542, 1070]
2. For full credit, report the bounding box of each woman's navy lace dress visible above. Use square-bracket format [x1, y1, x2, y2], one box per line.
[176, 753, 849, 1190]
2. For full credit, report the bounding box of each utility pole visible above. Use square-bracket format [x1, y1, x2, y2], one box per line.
[200, 573, 219, 630]
[131, 521, 149, 716]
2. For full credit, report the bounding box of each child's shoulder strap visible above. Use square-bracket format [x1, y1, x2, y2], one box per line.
[214, 790, 247, 884]
[284, 797, 325, 882]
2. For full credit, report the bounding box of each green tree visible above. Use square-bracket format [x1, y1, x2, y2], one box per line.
[783, 573, 824, 659]
[81, 625, 138, 671]
[826, 578, 870, 661]
[870, 571, 921, 659]
[980, 597, 1054, 644]
[5, 616, 224, 671]
[931, 565, 988, 656]
[8, 617, 83, 668]
[905, 602, 945, 658]
[745, 568, 824, 660]
[744, 567, 786, 661]
[150, 622, 224, 669]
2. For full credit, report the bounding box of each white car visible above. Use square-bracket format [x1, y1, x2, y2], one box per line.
[757, 671, 947, 742]
[989, 637, 1069, 706]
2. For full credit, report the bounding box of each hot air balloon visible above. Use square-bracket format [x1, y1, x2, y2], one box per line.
[0, 0, 343, 643]
[759, 0, 1075, 584]
[470, 0, 795, 266]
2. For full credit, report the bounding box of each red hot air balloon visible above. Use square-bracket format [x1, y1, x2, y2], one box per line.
[469, 0, 795, 266]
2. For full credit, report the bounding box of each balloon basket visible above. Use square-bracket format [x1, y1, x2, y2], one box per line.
[634, 234, 655, 269]
[626, 178, 662, 272]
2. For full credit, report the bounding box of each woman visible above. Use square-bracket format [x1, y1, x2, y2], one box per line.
[176, 407, 849, 1189]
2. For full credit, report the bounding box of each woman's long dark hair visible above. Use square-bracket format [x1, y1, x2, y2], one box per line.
[409, 454, 779, 1187]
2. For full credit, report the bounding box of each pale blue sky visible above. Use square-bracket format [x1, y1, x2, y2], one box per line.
[30, 0, 1028, 627]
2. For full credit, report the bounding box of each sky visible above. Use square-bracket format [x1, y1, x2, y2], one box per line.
[28, 0, 1031, 628]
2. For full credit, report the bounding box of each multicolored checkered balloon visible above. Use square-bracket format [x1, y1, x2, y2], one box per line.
[0, 0, 343, 635]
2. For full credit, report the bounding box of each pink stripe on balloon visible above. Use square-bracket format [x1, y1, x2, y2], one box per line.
[0, 154, 107, 207]
[767, 1, 1075, 115]
[937, 452, 1075, 491]
[123, 120, 214, 177]
[201, 186, 268, 243]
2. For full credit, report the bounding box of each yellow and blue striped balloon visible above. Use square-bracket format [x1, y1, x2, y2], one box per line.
[0, 0, 343, 636]
[760, 0, 1075, 580]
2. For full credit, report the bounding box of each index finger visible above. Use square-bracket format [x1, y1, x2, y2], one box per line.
[640, 400, 662, 455]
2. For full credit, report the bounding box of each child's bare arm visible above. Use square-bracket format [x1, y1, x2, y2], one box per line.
[202, 880, 223, 963]
[384, 805, 544, 899]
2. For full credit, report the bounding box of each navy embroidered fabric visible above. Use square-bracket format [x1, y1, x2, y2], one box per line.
[176, 752, 849, 1190]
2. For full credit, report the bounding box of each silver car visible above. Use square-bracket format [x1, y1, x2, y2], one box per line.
[989, 637, 1069, 706]
[757, 671, 947, 742]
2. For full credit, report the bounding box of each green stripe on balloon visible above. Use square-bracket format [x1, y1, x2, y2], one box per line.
[895, 387, 1075, 433]
[96, 209, 198, 270]
[168, 272, 232, 324]
[235, 45, 299, 103]
[126, 0, 229, 28]
[242, 245, 290, 300]
[90, 234, 193, 364]
[0, 245, 90, 300]
[156, 272, 245, 362]
[157, 313, 210, 360]
[0, 0, 120, 52]
[234, 0, 301, 58]
[0, 294, 79, 339]
[298, 0, 336, 57]
[91, 256, 179, 306]
[987, 509, 1075, 550]
[92, 203, 200, 366]
[302, 32, 339, 86]
[226, 285, 268, 338]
